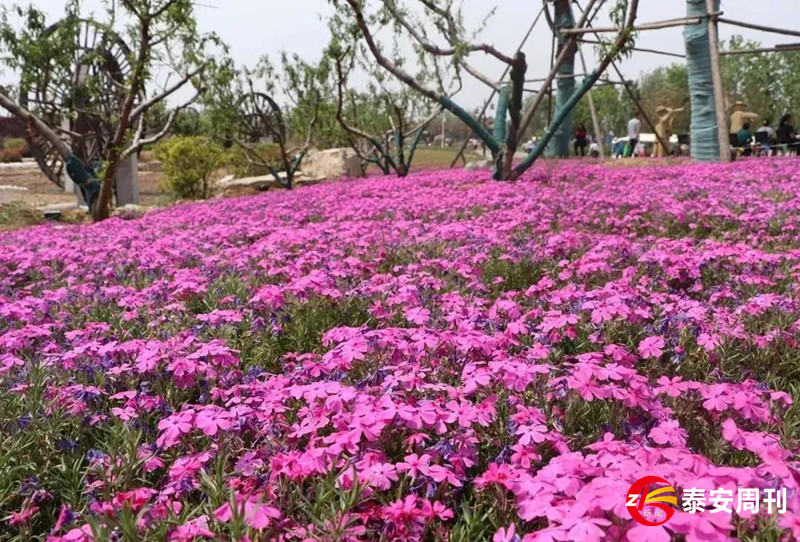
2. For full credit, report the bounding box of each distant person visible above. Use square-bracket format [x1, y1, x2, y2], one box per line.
[604, 130, 614, 150]
[574, 122, 588, 156]
[613, 138, 624, 158]
[729, 101, 759, 135]
[756, 119, 777, 156]
[737, 122, 753, 156]
[589, 140, 600, 158]
[778, 114, 797, 155]
[627, 114, 641, 157]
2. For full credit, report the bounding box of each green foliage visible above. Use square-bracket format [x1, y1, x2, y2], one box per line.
[227, 142, 284, 178]
[155, 136, 225, 200]
[2, 137, 26, 150]
[638, 64, 690, 133]
[722, 35, 800, 122]
[0, 3, 81, 93]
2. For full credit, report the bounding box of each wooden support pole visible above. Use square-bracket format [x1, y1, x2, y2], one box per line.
[561, 15, 706, 35]
[705, 0, 731, 162]
[717, 17, 800, 39]
[577, 44, 604, 157]
[609, 60, 670, 155]
[547, 31, 556, 127]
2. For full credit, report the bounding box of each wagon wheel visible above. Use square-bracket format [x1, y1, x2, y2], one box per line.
[19, 19, 134, 187]
[237, 92, 284, 145]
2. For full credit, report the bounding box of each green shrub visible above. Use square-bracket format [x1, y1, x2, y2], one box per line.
[226, 142, 284, 178]
[154, 136, 225, 199]
[3, 137, 27, 150]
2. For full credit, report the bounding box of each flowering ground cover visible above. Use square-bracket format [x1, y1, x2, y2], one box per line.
[3, 159, 800, 541]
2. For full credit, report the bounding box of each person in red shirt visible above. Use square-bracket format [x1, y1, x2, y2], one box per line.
[574, 122, 588, 156]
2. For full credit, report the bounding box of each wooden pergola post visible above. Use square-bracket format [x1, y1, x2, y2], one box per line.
[705, 0, 731, 162]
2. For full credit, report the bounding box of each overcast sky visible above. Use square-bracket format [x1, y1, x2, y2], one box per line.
[5, 0, 798, 108]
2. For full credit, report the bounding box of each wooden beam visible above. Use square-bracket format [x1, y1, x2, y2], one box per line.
[721, 43, 800, 56]
[578, 39, 685, 58]
[706, 0, 732, 162]
[718, 17, 800, 39]
[525, 73, 591, 82]
[577, 43, 604, 157]
[561, 15, 706, 35]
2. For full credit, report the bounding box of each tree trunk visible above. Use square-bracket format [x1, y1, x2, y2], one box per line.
[547, 0, 576, 159]
[501, 53, 527, 179]
[93, 149, 119, 221]
[684, 0, 723, 161]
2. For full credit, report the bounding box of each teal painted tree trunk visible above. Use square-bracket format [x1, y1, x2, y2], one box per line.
[547, 0, 576, 158]
[684, 0, 721, 161]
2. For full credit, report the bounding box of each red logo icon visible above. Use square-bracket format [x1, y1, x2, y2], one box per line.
[626, 476, 677, 526]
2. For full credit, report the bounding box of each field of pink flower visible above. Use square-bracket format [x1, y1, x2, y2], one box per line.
[2, 159, 800, 541]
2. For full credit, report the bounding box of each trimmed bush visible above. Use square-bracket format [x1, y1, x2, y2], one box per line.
[3, 137, 27, 150]
[154, 136, 225, 199]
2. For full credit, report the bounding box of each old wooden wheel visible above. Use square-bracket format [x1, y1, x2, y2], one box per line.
[19, 18, 134, 187]
[237, 92, 283, 145]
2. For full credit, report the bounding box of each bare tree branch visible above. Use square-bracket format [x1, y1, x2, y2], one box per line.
[344, 0, 498, 153]
[0, 91, 71, 159]
[129, 64, 205, 121]
[121, 90, 203, 159]
[334, 50, 390, 155]
[415, 0, 516, 64]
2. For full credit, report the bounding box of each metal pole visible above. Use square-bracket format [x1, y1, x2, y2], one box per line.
[547, 31, 556, 127]
[706, 0, 732, 162]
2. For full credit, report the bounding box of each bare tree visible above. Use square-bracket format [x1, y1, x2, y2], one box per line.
[331, 42, 441, 177]
[331, 0, 639, 180]
[214, 55, 325, 190]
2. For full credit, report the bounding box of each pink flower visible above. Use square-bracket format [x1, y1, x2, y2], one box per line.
[696, 333, 720, 351]
[404, 306, 431, 325]
[638, 336, 665, 359]
[169, 516, 215, 541]
[215, 497, 280, 530]
[46, 524, 94, 542]
[195, 406, 232, 437]
[427, 465, 462, 487]
[420, 500, 454, 521]
[396, 453, 431, 479]
[9, 505, 39, 526]
[494, 524, 519, 542]
[626, 524, 670, 542]
[649, 419, 688, 447]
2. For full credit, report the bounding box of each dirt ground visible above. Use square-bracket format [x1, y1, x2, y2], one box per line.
[0, 161, 166, 208]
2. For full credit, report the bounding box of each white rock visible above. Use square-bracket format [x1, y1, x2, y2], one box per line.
[464, 159, 493, 171]
[302, 148, 362, 180]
